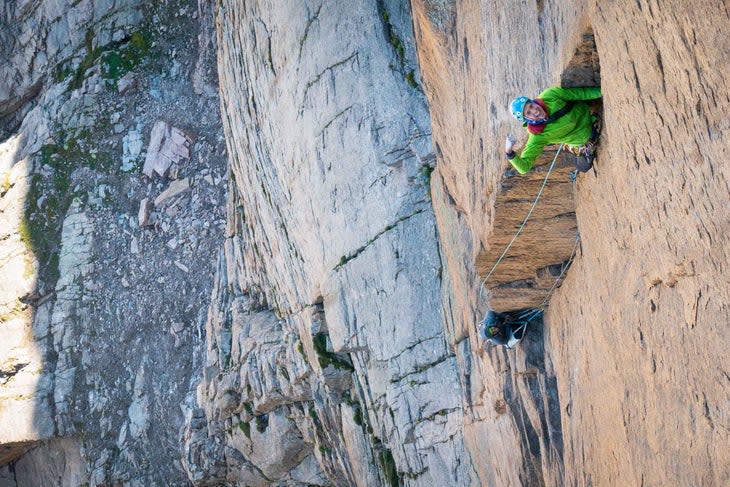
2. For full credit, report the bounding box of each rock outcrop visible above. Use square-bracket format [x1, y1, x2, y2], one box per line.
[1, 0, 229, 484]
[0, 0, 144, 133]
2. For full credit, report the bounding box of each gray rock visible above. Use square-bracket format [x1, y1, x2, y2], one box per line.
[154, 178, 190, 206]
[142, 121, 193, 178]
[122, 127, 144, 172]
[138, 198, 154, 227]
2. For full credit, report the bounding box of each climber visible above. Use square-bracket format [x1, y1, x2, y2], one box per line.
[478, 309, 529, 348]
[504, 86, 602, 174]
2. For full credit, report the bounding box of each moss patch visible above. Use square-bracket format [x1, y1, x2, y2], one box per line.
[312, 333, 354, 371]
[353, 406, 363, 426]
[235, 421, 251, 439]
[377, 1, 420, 90]
[21, 132, 113, 286]
[254, 414, 269, 433]
[379, 447, 399, 487]
[101, 31, 154, 83]
[57, 27, 157, 91]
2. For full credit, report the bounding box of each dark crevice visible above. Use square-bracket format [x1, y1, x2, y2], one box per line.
[333, 209, 424, 271]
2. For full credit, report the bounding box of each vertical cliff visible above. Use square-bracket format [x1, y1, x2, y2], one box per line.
[183, 0, 472, 485]
[1, 0, 728, 485]
[411, 0, 730, 485]
[549, 3, 730, 485]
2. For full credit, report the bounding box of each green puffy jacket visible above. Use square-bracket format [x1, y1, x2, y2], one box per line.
[509, 86, 602, 174]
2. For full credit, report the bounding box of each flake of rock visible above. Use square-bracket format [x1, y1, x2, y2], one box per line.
[204, 175, 214, 185]
[138, 198, 154, 227]
[167, 238, 178, 250]
[117, 73, 136, 94]
[174, 261, 189, 273]
[154, 178, 190, 206]
[130, 237, 139, 254]
[121, 277, 130, 288]
[142, 121, 193, 178]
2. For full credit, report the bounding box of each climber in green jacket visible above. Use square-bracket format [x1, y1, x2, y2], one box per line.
[505, 86, 602, 174]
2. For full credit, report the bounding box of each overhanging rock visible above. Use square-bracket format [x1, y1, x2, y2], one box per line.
[477, 148, 579, 312]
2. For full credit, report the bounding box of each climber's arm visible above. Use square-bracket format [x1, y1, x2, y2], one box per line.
[506, 135, 546, 174]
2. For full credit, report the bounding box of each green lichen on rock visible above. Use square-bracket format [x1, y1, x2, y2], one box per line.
[379, 447, 399, 487]
[235, 421, 251, 439]
[57, 26, 157, 91]
[312, 333, 354, 371]
[68, 29, 102, 90]
[353, 406, 363, 426]
[21, 131, 113, 286]
[101, 30, 154, 82]
[254, 414, 268, 433]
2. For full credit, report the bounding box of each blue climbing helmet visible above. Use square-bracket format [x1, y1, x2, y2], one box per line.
[510, 96, 530, 122]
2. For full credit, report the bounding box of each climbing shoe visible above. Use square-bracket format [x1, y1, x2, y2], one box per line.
[575, 141, 595, 172]
[575, 154, 593, 172]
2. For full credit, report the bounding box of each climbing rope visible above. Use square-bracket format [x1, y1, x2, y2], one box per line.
[536, 233, 581, 310]
[535, 156, 585, 310]
[478, 144, 565, 300]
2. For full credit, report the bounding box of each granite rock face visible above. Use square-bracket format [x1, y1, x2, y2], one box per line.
[182, 0, 471, 485]
[2, 0, 729, 485]
[412, 0, 730, 485]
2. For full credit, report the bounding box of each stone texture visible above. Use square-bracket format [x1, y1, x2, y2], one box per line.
[154, 177, 190, 205]
[183, 0, 472, 484]
[0, 147, 54, 465]
[0, 0, 144, 130]
[1, 0, 728, 486]
[0, 439, 83, 486]
[142, 121, 193, 178]
[0, 0, 229, 484]
[411, 0, 730, 485]
[477, 149, 579, 312]
[137, 197, 153, 227]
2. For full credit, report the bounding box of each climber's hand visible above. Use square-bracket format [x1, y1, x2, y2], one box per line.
[505, 133, 517, 154]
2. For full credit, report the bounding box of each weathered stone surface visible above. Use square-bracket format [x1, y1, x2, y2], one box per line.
[143, 121, 192, 178]
[477, 149, 579, 312]
[154, 177, 190, 206]
[0, 147, 54, 465]
[412, 0, 730, 485]
[137, 197, 153, 227]
[187, 0, 472, 484]
[0, 0, 229, 484]
[2, 0, 728, 485]
[122, 126, 144, 172]
[0, 439, 83, 486]
[0, 0, 144, 127]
